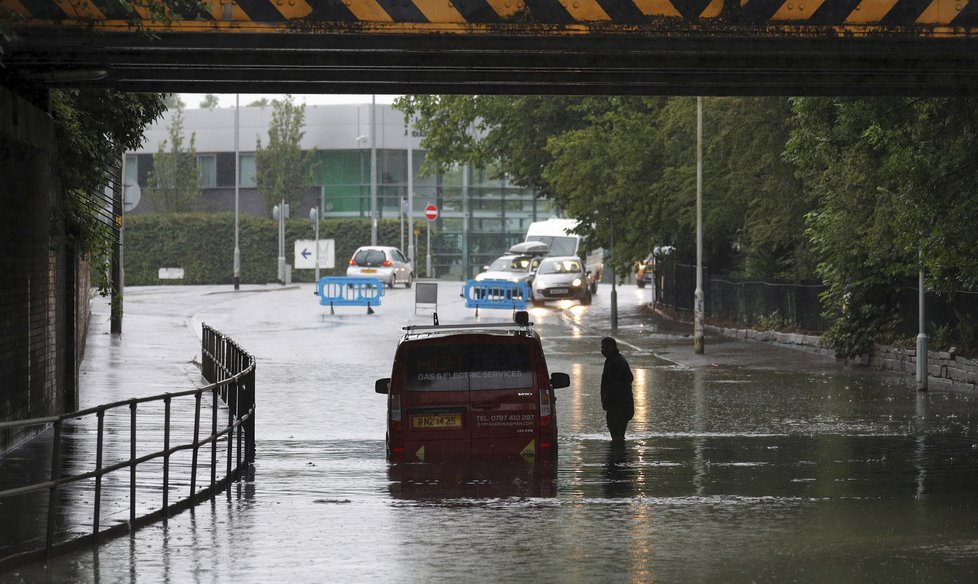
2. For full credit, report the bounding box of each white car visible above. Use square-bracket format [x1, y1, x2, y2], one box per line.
[347, 246, 413, 288]
[531, 256, 592, 306]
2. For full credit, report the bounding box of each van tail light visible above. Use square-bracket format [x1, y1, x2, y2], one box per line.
[539, 389, 552, 428]
[382, 260, 393, 267]
[390, 394, 402, 432]
[537, 364, 554, 449]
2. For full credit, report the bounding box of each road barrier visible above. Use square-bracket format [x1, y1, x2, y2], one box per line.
[0, 324, 255, 572]
[316, 276, 384, 314]
[462, 279, 530, 315]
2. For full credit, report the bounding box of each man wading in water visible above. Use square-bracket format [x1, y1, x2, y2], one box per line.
[600, 337, 634, 447]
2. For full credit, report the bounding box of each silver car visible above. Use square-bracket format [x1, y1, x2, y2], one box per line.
[346, 246, 413, 288]
[531, 256, 591, 306]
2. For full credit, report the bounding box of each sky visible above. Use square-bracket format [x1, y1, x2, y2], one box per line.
[180, 93, 400, 109]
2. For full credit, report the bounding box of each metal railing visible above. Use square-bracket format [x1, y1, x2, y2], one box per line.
[0, 324, 255, 571]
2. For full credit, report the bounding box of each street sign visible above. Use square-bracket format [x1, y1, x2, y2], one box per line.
[294, 239, 336, 270]
[424, 203, 439, 221]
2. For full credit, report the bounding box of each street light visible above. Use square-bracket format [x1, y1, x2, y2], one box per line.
[356, 134, 367, 220]
[370, 95, 378, 246]
[234, 93, 241, 290]
[310, 207, 320, 283]
[694, 96, 705, 355]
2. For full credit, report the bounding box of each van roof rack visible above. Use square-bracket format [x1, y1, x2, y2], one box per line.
[402, 311, 533, 337]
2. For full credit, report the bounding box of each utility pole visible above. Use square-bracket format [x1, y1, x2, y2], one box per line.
[370, 95, 378, 245]
[110, 162, 123, 334]
[694, 96, 705, 355]
[234, 94, 241, 290]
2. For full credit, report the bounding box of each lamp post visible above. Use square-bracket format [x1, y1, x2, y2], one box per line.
[370, 95, 378, 246]
[310, 206, 320, 283]
[610, 214, 618, 331]
[407, 114, 415, 270]
[917, 249, 928, 391]
[233, 94, 241, 290]
[694, 96, 705, 355]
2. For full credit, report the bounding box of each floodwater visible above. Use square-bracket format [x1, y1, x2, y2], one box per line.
[3, 282, 978, 583]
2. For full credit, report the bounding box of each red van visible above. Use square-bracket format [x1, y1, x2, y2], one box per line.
[375, 311, 570, 462]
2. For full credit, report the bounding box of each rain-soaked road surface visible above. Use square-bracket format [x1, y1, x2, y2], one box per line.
[4, 281, 978, 583]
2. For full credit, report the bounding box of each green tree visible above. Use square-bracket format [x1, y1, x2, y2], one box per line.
[163, 93, 185, 109]
[248, 98, 271, 108]
[254, 95, 317, 213]
[49, 89, 167, 290]
[147, 106, 200, 213]
[199, 94, 220, 110]
[398, 95, 812, 280]
[788, 97, 978, 356]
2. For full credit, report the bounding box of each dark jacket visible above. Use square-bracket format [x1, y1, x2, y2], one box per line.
[601, 351, 634, 413]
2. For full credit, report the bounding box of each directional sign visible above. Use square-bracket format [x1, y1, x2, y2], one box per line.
[424, 203, 439, 221]
[294, 239, 335, 270]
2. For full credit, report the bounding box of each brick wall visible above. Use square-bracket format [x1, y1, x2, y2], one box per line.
[0, 88, 82, 453]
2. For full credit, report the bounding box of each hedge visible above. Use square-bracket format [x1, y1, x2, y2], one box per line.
[123, 213, 421, 285]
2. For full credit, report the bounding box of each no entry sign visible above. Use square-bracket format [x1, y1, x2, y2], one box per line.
[424, 203, 439, 221]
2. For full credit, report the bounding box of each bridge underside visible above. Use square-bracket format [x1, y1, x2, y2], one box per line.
[6, 28, 978, 97]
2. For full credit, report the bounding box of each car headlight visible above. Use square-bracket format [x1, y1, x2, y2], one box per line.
[572, 278, 582, 287]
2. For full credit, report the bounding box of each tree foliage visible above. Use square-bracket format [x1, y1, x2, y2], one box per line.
[254, 95, 318, 213]
[199, 94, 219, 110]
[395, 95, 811, 282]
[788, 97, 978, 356]
[49, 89, 167, 292]
[51, 90, 166, 245]
[146, 105, 200, 213]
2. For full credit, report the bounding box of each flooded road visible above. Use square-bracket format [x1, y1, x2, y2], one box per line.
[4, 282, 978, 583]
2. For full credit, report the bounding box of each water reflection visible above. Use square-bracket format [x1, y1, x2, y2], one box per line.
[603, 444, 636, 499]
[388, 457, 557, 500]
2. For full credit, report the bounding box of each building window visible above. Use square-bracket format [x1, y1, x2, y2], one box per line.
[198, 154, 217, 188]
[240, 154, 256, 188]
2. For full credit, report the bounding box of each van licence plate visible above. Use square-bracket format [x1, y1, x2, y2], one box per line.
[412, 414, 462, 429]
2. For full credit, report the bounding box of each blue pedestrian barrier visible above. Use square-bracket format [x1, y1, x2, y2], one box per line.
[316, 276, 384, 314]
[462, 279, 530, 315]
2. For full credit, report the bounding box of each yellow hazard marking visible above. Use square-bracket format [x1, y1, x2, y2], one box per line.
[415, 445, 425, 461]
[557, 0, 610, 21]
[916, 0, 968, 23]
[53, 0, 104, 19]
[700, 0, 723, 18]
[484, 0, 525, 18]
[520, 439, 535, 459]
[771, 0, 827, 21]
[208, 0, 252, 22]
[344, 0, 396, 21]
[412, 0, 466, 22]
[632, 0, 681, 18]
[270, 0, 312, 19]
[845, 0, 898, 22]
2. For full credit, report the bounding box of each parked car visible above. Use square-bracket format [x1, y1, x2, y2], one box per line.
[346, 246, 413, 288]
[531, 256, 592, 306]
[474, 254, 542, 285]
[375, 311, 570, 462]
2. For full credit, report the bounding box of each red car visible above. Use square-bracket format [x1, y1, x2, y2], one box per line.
[375, 311, 570, 462]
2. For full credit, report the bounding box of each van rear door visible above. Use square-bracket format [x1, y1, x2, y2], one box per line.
[401, 341, 471, 459]
[399, 336, 538, 460]
[466, 339, 539, 457]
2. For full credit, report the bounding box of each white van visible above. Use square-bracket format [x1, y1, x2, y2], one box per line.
[525, 218, 603, 292]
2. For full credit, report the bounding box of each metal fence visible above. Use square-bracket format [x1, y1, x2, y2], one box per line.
[656, 263, 978, 339]
[0, 324, 255, 571]
[656, 263, 830, 333]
